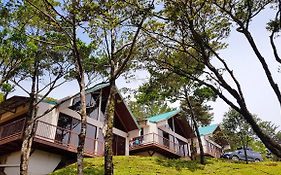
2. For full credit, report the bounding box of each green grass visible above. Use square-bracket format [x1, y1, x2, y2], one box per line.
[51, 156, 281, 175]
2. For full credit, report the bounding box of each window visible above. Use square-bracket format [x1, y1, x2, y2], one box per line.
[140, 128, 144, 136]
[70, 93, 102, 121]
[89, 94, 100, 120]
[55, 113, 97, 150]
[85, 124, 97, 153]
[55, 113, 72, 144]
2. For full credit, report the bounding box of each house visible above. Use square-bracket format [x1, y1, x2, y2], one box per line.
[0, 84, 139, 175]
[197, 124, 230, 158]
[129, 110, 195, 158]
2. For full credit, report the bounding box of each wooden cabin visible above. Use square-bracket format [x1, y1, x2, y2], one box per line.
[129, 110, 195, 158]
[0, 84, 139, 175]
[197, 124, 230, 158]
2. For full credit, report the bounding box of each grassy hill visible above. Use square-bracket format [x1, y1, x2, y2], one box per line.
[51, 156, 281, 175]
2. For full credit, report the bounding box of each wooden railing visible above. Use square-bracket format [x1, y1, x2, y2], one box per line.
[205, 139, 222, 158]
[129, 133, 190, 157]
[0, 118, 25, 145]
[0, 118, 104, 157]
[34, 120, 104, 157]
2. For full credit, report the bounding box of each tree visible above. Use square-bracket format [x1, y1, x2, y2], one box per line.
[222, 108, 281, 162]
[221, 108, 254, 163]
[140, 0, 281, 157]
[85, 1, 154, 174]
[133, 53, 216, 164]
[0, 83, 14, 101]
[1, 1, 71, 174]
[22, 1, 102, 174]
[129, 83, 173, 120]
[0, 1, 28, 91]
[24, 1, 153, 174]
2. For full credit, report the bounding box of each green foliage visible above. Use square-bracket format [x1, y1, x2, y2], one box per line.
[128, 99, 173, 121]
[221, 108, 254, 150]
[1, 83, 13, 93]
[258, 120, 281, 144]
[221, 108, 281, 158]
[51, 156, 281, 175]
[0, 92, 4, 102]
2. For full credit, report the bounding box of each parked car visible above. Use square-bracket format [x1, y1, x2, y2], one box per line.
[229, 148, 263, 162]
[221, 151, 232, 159]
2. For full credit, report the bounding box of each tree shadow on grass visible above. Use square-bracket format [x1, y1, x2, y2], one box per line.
[155, 157, 213, 172]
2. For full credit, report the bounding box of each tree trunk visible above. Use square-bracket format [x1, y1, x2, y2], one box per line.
[76, 77, 87, 175]
[242, 143, 248, 164]
[240, 108, 281, 157]
[20, 121, 37, 175]
[192, 117, 205, 164]
[190, 135, 196, 160]
[70, 1, 87, 174]
[186, 95, 205, 164]
[104, 82, 116, 175]
[20, 58, 38, 175]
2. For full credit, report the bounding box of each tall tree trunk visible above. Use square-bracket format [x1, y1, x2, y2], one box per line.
[192, 116, 205, 164]
[104, 81, 116, 175]
[76, 77, 87, 175]
[242, 142, 248, 164]
[190, 135, 196, 160]
[70, 1, 87, 174]
[240, 108, 281, 157]
[20, 58, 38, 175]
[186, 95, 205, 164]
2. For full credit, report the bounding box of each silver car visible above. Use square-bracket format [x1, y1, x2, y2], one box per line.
[229, 148, 263, 162]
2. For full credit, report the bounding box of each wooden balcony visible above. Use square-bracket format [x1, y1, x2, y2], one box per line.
[129, 133, 190, 158]
[204, 139, 222, 158]
[34, 120, 104, 157]
[0, 118, 25, 155]
[0, 118, 104, 157]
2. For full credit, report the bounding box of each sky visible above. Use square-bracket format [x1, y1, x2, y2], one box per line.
[10, 5, 281, 129]
[209, 8, 281, 127]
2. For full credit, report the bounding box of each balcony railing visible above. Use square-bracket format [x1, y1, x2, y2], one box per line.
[0, 118, 104, 157]
[129, 133, 190, 157]
[0, 118, 25, 145]
[34, 120, 104, 156]
[205, 139, 222, 158]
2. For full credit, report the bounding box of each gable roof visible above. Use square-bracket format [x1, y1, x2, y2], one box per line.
[0, 96, 29, 115]
[198, 124, 219, 136]
[148, 109, 181, 123]
[83, 83, 140, 130]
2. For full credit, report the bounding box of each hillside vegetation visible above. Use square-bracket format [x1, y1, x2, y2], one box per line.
[51, 156, 281, 175]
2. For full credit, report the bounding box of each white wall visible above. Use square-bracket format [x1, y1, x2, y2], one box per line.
[3, 150, 61, 175]
[128, 129, 139, 142]
[35, 103, 59, 142]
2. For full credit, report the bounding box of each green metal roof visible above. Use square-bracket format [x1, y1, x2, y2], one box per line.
[198, 124, 219, 136]
[85, 83, 109, 93]
[42, 100, 58, 105]
[148, 109, 181, 123]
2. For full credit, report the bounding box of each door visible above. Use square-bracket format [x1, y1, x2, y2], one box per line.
[113, 134, 126, 155]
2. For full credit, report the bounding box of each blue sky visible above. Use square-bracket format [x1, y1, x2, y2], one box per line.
[209, 8, 281, 128]
[11, 5, 281, 130]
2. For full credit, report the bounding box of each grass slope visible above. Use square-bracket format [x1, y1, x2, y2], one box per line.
[51, 156, 281, 175]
